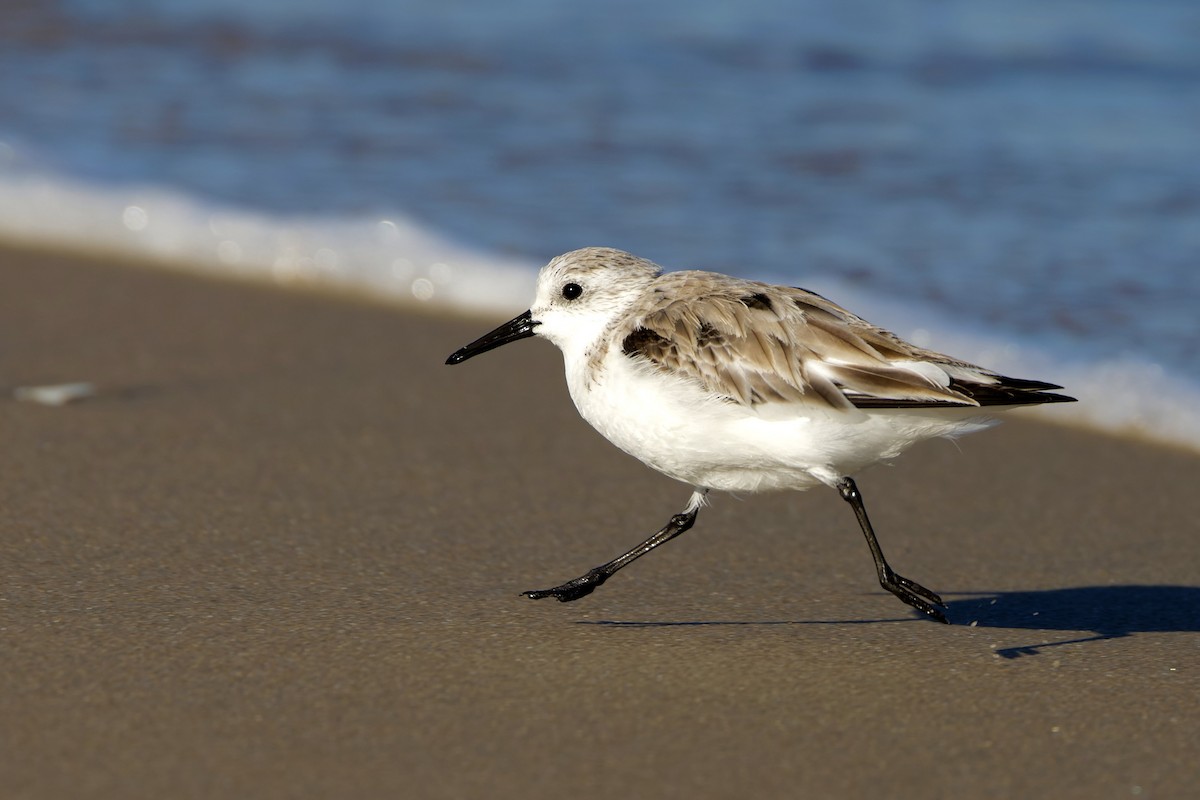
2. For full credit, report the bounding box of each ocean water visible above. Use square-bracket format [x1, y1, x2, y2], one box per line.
[2, 0, 1199, 449]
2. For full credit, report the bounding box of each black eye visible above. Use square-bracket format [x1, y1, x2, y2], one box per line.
[562, 283, 583, 300]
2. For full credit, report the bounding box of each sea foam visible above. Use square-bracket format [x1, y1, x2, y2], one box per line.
[0, 167, 532, 314]
[2, 169, 1197, 454]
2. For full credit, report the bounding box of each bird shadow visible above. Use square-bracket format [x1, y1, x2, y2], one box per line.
[944, 584, 1200, 658]
[579, 584, 1200, 659]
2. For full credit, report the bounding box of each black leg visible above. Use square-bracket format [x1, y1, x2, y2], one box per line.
[523, 501, 701, 603]
[836, 477, 949, 624]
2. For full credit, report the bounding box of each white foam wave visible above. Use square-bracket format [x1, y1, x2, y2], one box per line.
[1, 168, 1197, 454]
[0, 168, 535, 315]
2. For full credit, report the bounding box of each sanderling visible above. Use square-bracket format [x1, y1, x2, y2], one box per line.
[446, 247, 1075, 623]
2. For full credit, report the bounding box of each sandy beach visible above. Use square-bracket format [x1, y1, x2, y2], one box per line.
[2, 245, 1197, 798]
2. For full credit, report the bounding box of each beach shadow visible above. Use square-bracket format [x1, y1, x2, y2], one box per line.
[944, 584, 1200, 658]
[581, 585, 1200, 659]
[581, 617, 911, 628]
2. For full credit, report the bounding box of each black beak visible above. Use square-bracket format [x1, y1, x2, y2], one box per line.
[445, 310, 539, 365]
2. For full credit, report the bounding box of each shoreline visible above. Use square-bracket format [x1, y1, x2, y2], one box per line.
[3, 236, 1194, 456]
[2, 245, 1198, 798]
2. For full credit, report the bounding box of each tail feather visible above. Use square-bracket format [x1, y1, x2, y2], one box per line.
[850, 375, 1077, 409]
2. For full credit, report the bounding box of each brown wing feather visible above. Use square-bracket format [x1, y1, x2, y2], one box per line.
[616, 271, 1073, 411]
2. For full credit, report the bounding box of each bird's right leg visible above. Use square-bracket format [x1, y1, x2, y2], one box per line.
[523, 490, 707, 603]
[836, 477, 949, 623]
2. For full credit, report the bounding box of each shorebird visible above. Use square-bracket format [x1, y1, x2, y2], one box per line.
[446, 247, 1075, 623]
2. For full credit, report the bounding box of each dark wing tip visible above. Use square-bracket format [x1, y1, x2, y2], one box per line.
[991, 376, 1066, 391]
[848, 377, 1076, 410]
[950, 377, 1077, 407]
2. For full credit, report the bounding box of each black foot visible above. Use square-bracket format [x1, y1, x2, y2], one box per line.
[883, 570, 948, 624]
[522, 568, 608, 603]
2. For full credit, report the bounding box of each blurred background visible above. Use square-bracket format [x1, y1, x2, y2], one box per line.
[2, 0, 1198, 444]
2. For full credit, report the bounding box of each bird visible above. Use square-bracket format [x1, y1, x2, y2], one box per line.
[445, 247, 1075, 623]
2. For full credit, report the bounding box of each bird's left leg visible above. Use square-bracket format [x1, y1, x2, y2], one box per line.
[523, 489, 708, 603]
[836, 477, 949, 624]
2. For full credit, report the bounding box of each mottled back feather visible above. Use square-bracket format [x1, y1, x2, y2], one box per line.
[616, 271, 1074, 411]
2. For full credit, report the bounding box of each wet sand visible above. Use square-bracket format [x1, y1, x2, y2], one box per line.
[2, 246, 1197, 798]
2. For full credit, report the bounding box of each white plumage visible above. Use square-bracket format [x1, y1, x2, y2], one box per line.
[447, 247, 1075, 623]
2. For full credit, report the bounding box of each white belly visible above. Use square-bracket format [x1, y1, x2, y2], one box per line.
[565, 349, 995, 493]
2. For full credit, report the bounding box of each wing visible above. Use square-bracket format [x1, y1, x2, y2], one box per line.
[616, 272, 1076, 412]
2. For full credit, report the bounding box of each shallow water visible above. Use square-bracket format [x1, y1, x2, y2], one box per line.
[2, 0, 1199, 447]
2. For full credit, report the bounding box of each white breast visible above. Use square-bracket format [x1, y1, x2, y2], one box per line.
[563, 345, 997, 493]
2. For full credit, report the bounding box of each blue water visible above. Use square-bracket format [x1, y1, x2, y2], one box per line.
[2, 0, 1199, 445]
